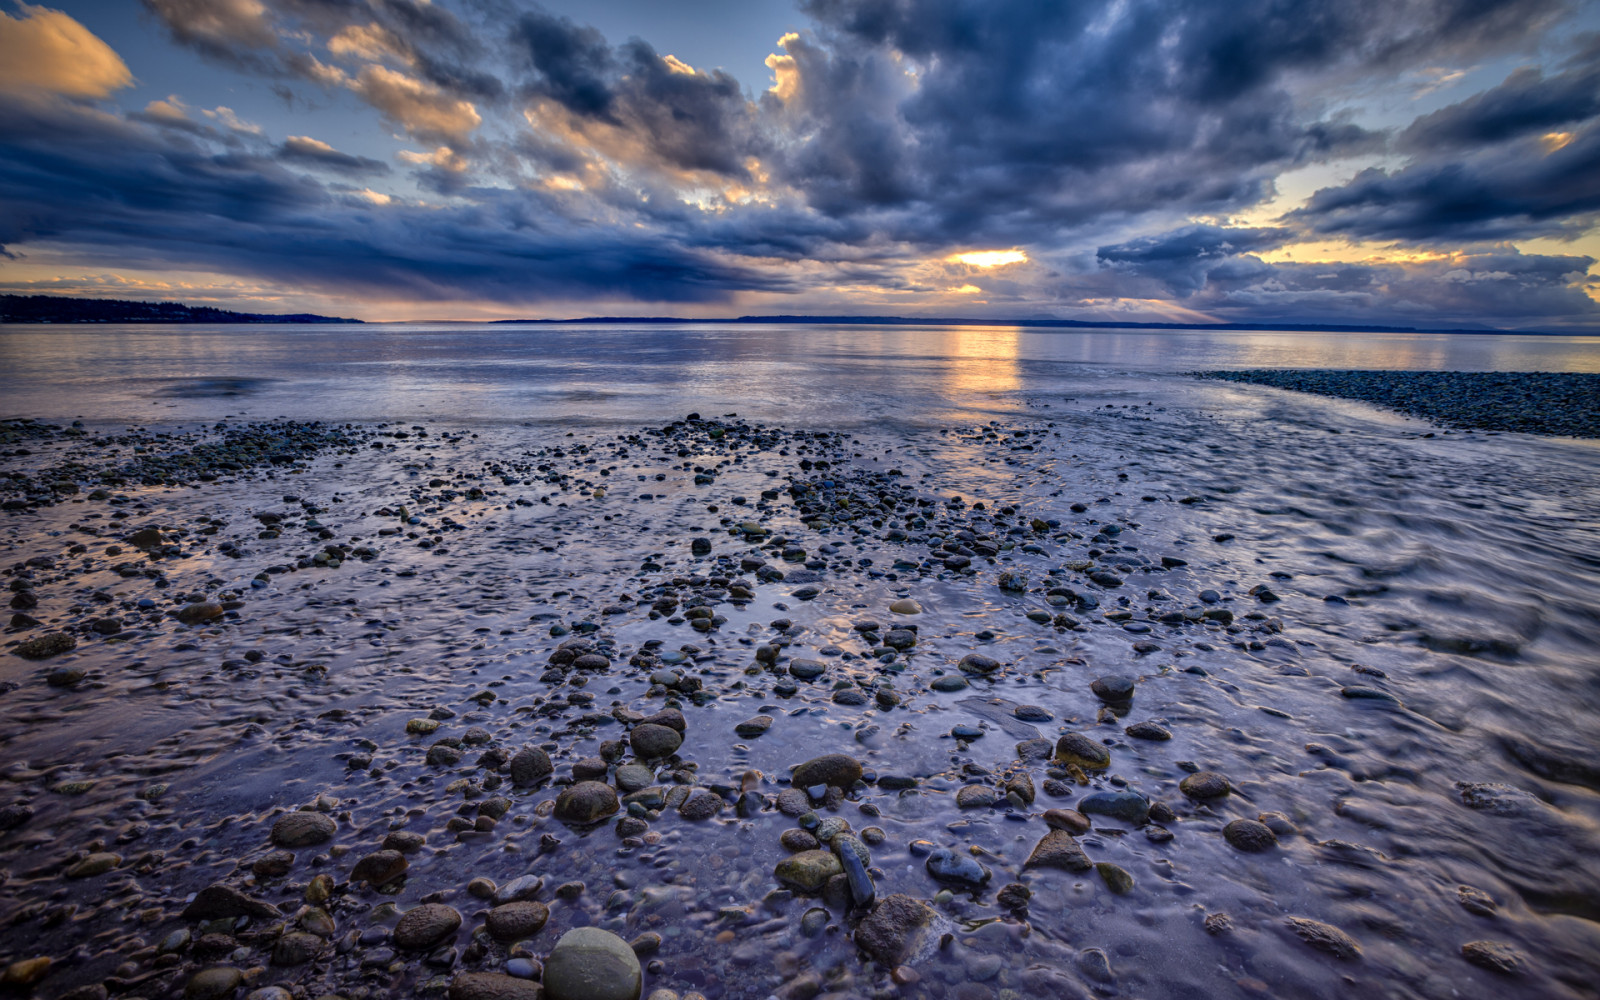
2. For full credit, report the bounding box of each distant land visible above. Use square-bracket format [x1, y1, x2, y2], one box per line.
[493, 314, 1556, 335]
[0, 294, 360, 324]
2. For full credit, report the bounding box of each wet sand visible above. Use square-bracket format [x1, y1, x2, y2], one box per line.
[2, 386, 1599, 1000]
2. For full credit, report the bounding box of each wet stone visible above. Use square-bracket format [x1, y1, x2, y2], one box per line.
[629, 723, 682, 759]
[270, 811, 336, 847]
[854, 894, 936, 966]
[1055, 732, 1111, 769]
[1179, 771, 1230, 800]
[1461, 940, 1527, 975]
[450, 972, 545, 1000]
[394, 904, 462, 950]
[1090, 675, 1135, 702]
[924, 848, 991, 888]
[184, 968, 244, 1000]
[1224, 819, 1277, 852]
[486, 901, 549, 942]
[555, 782, 620, 825]
[510, 747, 553, 785]
[775, 850, 842, 893]
[1124, 721, 1171, 740]
[955, 785, 998, 809]
[1286, 917, 1361, 960]
[790, 754, 861, 790]
[1077, 790, 1150, 825]
[1025, 829, 1093, 872]
[350, 849, 408, 886]
[543, 927, 643, 1000]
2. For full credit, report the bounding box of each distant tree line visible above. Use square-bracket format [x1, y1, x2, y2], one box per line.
[0, 294, 359, 324]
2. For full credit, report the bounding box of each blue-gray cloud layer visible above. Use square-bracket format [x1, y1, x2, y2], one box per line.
[0, 0, 1594, 326]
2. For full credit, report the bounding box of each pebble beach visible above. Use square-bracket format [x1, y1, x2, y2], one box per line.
[1, 325, 1598, 1000]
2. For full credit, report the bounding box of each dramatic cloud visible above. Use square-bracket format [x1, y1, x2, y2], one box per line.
[1, 0, 1593, 326]
[0, 5, 133, 98]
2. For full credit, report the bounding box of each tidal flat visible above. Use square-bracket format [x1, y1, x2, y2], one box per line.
[1, 365, 1599, 1000]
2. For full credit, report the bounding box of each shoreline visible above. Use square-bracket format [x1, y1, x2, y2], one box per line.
[1194, 369, 1600, 438]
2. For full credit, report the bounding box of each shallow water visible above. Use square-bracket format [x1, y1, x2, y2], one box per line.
[0, 324, 1598, 1000]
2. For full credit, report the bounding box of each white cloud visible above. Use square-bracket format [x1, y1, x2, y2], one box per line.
[0, 5, 132, 98]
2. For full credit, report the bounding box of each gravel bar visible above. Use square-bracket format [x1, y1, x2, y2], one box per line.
[1194, 369, 1600, 438]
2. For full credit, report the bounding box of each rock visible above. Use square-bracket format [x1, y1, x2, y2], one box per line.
[1024, 830, 1092, 872]
[554, 782, 619, 825]
[957, 653, 1000, 674]
[0, 804, 33, 831]
[956, 785, 998, 809]
[1090, 675, 1135, 702]
[774, 850, 842, 893]
[930, 674, 968, 692]
[1, 958, 51, 989]
[270, 811, 336, 847]
[889, 599, 921, 615]
[1124, 721, 1171, 740]
[493, 874, 544, 905]
[543, 927, 643, 1000]
[351, 849, 408, 886]
[1461, 940, 1527, 975]
[176, 603, 225, 625]
[1077, 790, 1150, 825]
[1457, 885, 1497, 916]
[46, 665, 85, 687]
[788, 659, 827, 680]
[678, 789, 723, 821]
[1043, 808, 1091, 834]
[629, 724, 682, 759]
[1055, 732, 1110, 769]
[1179, 771, 1230, 799]
[834, 834, 876, 907]
[384, 831, 426, 853]
[1096, 863, 1134, 894]
[1005, 773, 1036, 805]
[393, 903, 462, 950]
[735, 715, 773, 738]
[64, 852, 121, 878]
[924, 848, 991, 888]
[614, 764, 653, 792]
[1223, 819, 1277, 852]
[486, 901, 549, 942]
[1015, 738, 1053, 761]
[639, 708, 686, 732]
[510, 747, 553, 785]
[182, 883, 282, 921]
[780, 829, 818, 852]
[271, 931, 327, 966]
[1286, 917, 1361, 960]
[776, 788, 810, 816]
[252, 851, 295, 878]
[690, 537, 712, 556]
[854, 894, 936, 966]
[184, 967, 243, 1000]
[790, 754, 861, 791]
[450, 972, 545, 1000]
[1013, 704, 1052, 722]
[14, 632, 75, 659]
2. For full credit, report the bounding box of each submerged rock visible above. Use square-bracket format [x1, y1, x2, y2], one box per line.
[543, 927, 642, 1000]
[854, 894, 936, 966]
[555, 782, 620, 825]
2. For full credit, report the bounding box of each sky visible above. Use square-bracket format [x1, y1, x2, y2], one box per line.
[0, 0, 1597, 328]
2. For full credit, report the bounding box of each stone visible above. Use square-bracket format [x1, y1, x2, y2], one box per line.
[271, 932, 327, 966]
[554, 782, 619, 825]
[1043, 808, 1091, 834]
[184, 968, 243, 1000]
[182, 883, 282, 921]
[64, 852, 121, 878]
[1015, 738, 1053, 761]
[14, 632, 75, 659]
[271, 811, 336, 847]
[1055, 732, 1110, 769]
[393, 904, 462, 950]
[1, 958, 52, 989]
[176, 603, 225, 625]
[510, 747, 553, 785]
[1179, 771, 1230, 799]
[494, 875, 544, 905]
[1024, 830, 1092, 872]
[1124, 721, 1171, 740]
[924, 848, 991, 888]
[1461, 940, 1527, 975]
[253, 851, 295, 878]
[384, 831, 426, 853]
[735, 715, 773, 738]
[678, 789, 723, 821]
[790, 754, 861, 791]
[486, 901, 549, 942]
[47, 666, 85, 687]
[774, 850, 842, 893]
[780, 829, 818, 852]
[788, 659, 827, 680]
[1286, 917, 1361, 960]
[615, 764, 654, 792]
[1077, 790, 1150, 825]
[1096, 863, 1134, 894]
[889, 599, 921, 615]
[1457, 885, 1497, 916]
[351, 850, 408, 886]
[1223, 819, 1277, 852]
[854, 894, 936, 966]
[543, 927, 643, 1000]
[450, 972, 546, 1000]
[629, 724, 682, 759]
[1090, 675, 1135, 702]
[956, 785, 998, 809]
[957, 653, 1000, 674]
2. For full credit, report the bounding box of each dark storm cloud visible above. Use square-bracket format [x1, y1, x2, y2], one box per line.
[1097, 225, 1293, 295]
[0, 97, 779, 303]
[276, 136, 391, 175]
[1398, 59, 1600, 153]
[1289, 125, 1600, 241]
[512, 6, 619, 118]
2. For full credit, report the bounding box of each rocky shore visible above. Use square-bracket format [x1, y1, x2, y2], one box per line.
[0, 406, 1594, 1000]
[1194, 369, 1600, 438]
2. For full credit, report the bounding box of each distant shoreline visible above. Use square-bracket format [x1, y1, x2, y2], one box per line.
[0, 294, 360, 325]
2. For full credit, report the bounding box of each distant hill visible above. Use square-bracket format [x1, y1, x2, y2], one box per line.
[0, 294, 361, 324]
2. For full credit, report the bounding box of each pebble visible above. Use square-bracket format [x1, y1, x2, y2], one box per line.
[393, 903, 462, 950]
[485, 901, 549, 942]
[1090, 675, 1135, 701]
[554, 782, 620, 825]
[1077, 790, 1150, 825]
[270, 811, 336, 847]
[1024, 829, 1092, 872]
[925, 848, 991, 887]
[543, 927, 643, 1000]
[1055, 732, 1111, 769]
[1286, 917, 1361, 960]
[450, 972, 545, 1000]
[1460, 940, 1528, 975]
[790, 754, 861, 790]
[1179, 771, 1230, 799]
[184, 968, 244, 1000]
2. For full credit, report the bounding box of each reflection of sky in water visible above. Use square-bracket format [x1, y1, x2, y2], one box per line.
[0, 322, 1595, 424]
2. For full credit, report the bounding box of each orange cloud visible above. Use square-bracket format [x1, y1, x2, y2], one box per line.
[0, 5, 132, 98]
